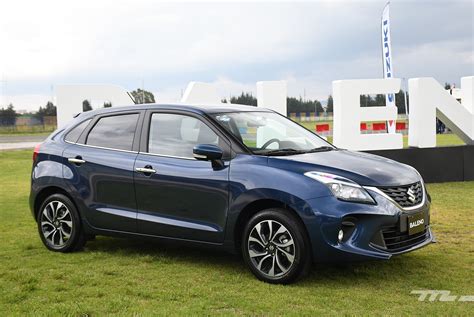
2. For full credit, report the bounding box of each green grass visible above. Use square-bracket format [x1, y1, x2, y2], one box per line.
[0, 150, 473, 315]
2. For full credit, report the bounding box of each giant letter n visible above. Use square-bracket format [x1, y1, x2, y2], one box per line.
[408, 76, 474, 147]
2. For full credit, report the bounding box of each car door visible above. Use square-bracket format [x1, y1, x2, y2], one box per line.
[63, 111, 143, 233]
[134, 110, 231, 243]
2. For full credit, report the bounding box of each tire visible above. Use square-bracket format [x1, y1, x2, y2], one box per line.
[37, 193, 86, 252]
[241, 208, 311, 284]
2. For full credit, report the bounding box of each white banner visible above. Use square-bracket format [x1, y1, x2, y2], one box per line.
[382, 2, 396, 133]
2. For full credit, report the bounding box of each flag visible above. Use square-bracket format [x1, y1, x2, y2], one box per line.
[382, 2, 396, 133]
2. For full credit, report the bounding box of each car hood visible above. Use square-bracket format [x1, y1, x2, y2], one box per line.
[267, 149, 420, 187]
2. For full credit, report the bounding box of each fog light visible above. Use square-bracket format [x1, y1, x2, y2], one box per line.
[338, 229, 344, 242]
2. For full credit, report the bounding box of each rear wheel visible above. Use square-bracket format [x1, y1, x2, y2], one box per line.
[37, 193, 85, 252]
[242, 208, 311, 284]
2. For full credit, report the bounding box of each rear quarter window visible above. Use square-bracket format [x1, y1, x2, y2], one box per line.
[64, 119, 92, 143]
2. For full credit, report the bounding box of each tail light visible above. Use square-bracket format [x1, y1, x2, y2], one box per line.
[33, 143, 41, 162]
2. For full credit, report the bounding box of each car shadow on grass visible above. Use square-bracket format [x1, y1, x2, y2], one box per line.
[83, 235, 433, 286]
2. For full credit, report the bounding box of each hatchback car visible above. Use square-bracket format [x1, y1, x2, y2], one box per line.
[30, 103, 434, 284]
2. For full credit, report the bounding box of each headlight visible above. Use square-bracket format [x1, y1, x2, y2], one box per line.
[304, 171, 375, 204]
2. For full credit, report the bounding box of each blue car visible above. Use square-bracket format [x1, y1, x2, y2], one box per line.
[30, 103, 434, 284]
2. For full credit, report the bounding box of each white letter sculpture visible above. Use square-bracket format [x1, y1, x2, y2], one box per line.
[256, 80, 287, 116]
[256, 81, 288, 148]
[56, 84, 133, 128]
[181, 82, 221, 104]
[333, 78, 403, 151]
[408, 76, 474, 147]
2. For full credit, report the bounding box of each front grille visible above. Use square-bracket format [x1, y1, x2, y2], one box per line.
[379, 226, 429, 253]
[378, 182, 423, 208]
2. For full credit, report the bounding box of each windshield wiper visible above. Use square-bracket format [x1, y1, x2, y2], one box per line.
[303, 146, 335, 153]
[259, 148, 305, 156]
[257, 146, 335, 156]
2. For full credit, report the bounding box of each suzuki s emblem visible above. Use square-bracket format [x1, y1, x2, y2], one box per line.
[407, 187, 416, 203]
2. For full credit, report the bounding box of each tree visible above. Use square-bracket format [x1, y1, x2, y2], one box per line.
[35, 101, 57, 123]
[0, 104, 17, 125]
[131, 89, 155, 104]
[326, 95, 333, 113]
[230, 92, 257, 106]
[286, 97, 323, 115]
[395, 90, 408, 114]
[37, 101, 57, 117]
[82, 100, 93, 112]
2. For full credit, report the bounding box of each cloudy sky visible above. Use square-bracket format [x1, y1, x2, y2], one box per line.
[0, 0, 472, 111]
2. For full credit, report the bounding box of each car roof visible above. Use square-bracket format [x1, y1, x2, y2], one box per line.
[80, 102, 272, 117]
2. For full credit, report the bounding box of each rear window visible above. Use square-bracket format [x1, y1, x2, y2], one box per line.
[86, 113, 139, 151]
[64, 119, 91, 143]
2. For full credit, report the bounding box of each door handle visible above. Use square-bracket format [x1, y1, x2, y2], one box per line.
[135, 167, 156, 174]
[68, 157, 86, 165]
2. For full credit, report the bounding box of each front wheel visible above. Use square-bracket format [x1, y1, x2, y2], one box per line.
[242, 208, 311, 284]
[37, 193, 85, 252]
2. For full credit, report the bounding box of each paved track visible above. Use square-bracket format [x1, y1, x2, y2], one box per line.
[0, 135, 47, 150]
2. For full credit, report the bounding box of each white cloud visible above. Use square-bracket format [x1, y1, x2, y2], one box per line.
[0, 0, 471, 111]
[0, 1, 328, 80]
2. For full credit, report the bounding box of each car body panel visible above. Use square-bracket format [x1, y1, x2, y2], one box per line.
[63, 144, 138, 232]
[134, 153, 229, 242]
[268, 150, 420, 187]
[29, 103, 434, 264]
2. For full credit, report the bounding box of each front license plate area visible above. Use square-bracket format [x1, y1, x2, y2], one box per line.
[408, 212, 425, 235]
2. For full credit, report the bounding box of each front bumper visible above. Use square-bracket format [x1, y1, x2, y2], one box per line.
[292, 188, 435, 263]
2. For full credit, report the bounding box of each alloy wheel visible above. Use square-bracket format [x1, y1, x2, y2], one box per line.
[247, 220, 296, 278]
[40, 201, 73, 248]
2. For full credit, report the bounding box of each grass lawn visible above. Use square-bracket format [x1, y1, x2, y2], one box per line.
[0, 150, 473, 315]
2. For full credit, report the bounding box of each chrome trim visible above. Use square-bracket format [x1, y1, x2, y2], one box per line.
[138, 151, 196, 161]
[68, 158, 86, 164]
[137, 213, 219, 232]
[135, 167, 157, 174]
[73, 142, 138, 154]
[364, 181, 426, 212]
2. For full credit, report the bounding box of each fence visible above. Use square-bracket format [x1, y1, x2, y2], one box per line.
[289, 112, 333, 122]
[314, 121, 409, 137]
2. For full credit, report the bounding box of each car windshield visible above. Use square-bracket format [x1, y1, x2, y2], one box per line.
[212, 111, 334, 155]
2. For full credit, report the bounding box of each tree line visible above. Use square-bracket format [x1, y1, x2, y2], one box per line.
[222, 92, 326, 115]
[0, 86, 427, 126]
[221, 90, 409, 115]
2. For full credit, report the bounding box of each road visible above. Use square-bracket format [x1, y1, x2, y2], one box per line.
[0, 134, 47, 150]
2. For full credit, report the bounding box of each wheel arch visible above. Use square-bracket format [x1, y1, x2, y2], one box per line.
[232, 198, 312, 252]
[33, 186, 78, 222]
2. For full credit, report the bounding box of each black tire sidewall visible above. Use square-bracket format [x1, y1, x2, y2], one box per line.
[241, 208, 310, 284]
[37, 193, 83, 252]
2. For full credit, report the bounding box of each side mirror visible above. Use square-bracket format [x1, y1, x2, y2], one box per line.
[193, 144, 223, 161]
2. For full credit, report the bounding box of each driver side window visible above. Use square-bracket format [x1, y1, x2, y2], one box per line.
[148, 113, 220, 158]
